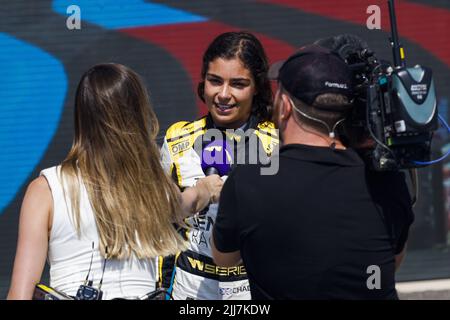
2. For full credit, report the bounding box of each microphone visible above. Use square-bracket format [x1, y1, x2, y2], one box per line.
[197, 140, 232, 215]
[201, 140, 232, 177]
[204, 166, 219, 176]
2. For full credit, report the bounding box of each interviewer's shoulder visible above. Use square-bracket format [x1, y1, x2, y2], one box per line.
[27, 176, 51, 195]
[21, 176, 52, 217]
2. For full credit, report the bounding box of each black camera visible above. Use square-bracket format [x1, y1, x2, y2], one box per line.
[317, 0, 438, 171]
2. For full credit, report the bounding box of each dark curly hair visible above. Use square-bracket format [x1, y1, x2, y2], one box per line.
[197, 31, 272, 123]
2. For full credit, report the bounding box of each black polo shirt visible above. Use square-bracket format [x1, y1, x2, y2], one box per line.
[213, 144, 414, 300]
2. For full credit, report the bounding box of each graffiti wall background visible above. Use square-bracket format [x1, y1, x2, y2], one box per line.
[0, 0, 449, 297]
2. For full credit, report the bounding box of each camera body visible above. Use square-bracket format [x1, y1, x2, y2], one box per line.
[317, 1, 440, 171]
[344, 47, 438, 170]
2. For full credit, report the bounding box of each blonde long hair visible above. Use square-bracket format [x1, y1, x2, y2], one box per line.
[60, 63, 186, 259]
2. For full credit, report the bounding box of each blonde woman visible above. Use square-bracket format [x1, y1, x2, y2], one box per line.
[7, 63, 222, 300]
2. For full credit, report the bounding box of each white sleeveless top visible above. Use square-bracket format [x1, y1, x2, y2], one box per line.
[41, 166, 157, 299]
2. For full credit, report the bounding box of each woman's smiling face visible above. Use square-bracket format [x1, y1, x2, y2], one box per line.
[204, 57, 256, 129]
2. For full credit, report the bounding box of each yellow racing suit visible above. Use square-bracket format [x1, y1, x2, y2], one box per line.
[159, 114, 278, 300]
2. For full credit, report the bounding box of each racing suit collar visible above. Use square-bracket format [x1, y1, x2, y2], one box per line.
[206, 113, 260, 132]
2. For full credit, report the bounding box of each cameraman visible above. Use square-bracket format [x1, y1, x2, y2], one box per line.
[211, 45, 414, 299]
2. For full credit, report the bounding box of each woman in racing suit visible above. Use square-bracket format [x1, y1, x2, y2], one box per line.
[159, 31, 279, 300]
